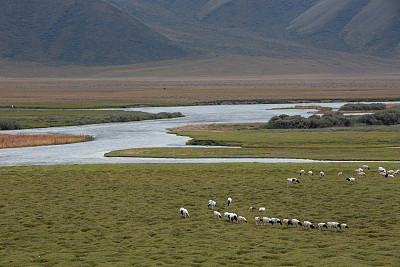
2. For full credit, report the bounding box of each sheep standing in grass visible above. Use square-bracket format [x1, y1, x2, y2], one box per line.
[357, 171, 366, 178]
[338, 172, 343, 176]
[318, 222, 328, 230]
[327, 222, 341, 231]
[362, 165, 370, 170]
[346, 177, 355, 183]
[214, 211, 222, 219]
[208, 200, 216, 209]
[249, 206, 257, 210]
[180, 208, 189, 217]
[287, 178, 300, 185]
[300, 170, 305, 176]
[320, 171, 325, 177]
[227, 197, 232, 206]
[303, 221, 315, 229]
[238, 216, 247, 223]
[282, 219, 293, 228]
[270, 218, 282, 226]
[259, 207, 266, 211]
[292, 219, 302, 228]
[308, 171, 313, 176]
[340, 223, 349, 231]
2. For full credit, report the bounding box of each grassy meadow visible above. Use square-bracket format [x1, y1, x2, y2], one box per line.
[106, 125, 400, 161]
[0, 163, 399, 266]
[0, 108, 182, 129]
[0, 133, 93, 148]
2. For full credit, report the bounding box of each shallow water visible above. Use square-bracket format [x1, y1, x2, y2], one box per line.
[0, 102, 399, 166]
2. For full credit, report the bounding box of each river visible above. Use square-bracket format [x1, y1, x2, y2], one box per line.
[0, 103, 398, 166]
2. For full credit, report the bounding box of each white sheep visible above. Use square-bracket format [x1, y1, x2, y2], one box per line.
[255, 217, 270, 225]
[300, 170, 305, 175]
[378, 167, 385, 172]
[282, 219, 293, 228]
[270, 218, 282, 226]
[224, 212, 231, 221]
[320, 171, 325, 177]
[308, 171, 313, 176]
[385, 173, 394, 178]
[340, 223, 349, 231]
[249, 206, 257, 210]
[355, 168, 363, 173]
[338, 172, 343, 176]
[394, 170, 400, 176]
[227, 197, 232, 206]
[362, 165, 370, 170]
[387, 170, 395, 175]
[357, 171, 366, 178]
[214, 211, 222, 219]
[327, 222, 341, 231]
[287, 178, 300, 185]
[238, 216, 247, 223]
[229, 213, 238, 222]
[318, 222, 327, 230]
[180, 207, 189, 217]
[208, 200, 216, 209]
[303, 221, 314, 229]
[346, 177, 355, 183]
[259, 207, 266, 211]
[291, 219, 302, 228]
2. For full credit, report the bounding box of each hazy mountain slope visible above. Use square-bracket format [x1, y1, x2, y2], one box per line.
[0, 0, 189, 65]
[287, 0, 400, 57]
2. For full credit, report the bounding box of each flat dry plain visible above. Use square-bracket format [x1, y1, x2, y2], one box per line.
[1, 74, 400, 107]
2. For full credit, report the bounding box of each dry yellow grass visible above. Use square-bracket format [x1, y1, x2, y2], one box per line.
[1, 75, 399, 107]
[0, 133, 93, 148]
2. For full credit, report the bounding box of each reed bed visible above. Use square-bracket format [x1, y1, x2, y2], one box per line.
[0, 133, 93, 148]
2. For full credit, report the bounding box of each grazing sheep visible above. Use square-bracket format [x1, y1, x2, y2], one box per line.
[385, 173, 394, 178]
[355, 168, 363, 173]
[303, 221, 315, 229]
[238, 216, 247, 223]
[255, 217, 264, 225]
[362, 165, 370, 170]
[380, 171, 387, 177]
[227, 197, 232, 206]
[214, 211, 222, 219]
[340, 223, 349, 231]
[320, 171, 325, 177]
[338, 172, 343, 176]
[282, 219, 293, 228]
[327, 222, 341, 231]
[249, 206, 257, 210]
[270, 218, 282, 226]
[387, 170, 395, 175]
[208, 200, 216, 209]
[259, 207, 266, 211]
[229, 213, 238, 222]
[224, 212, 231, 221]
[300, 170, 305, 175]
[378, 167, 385, 172]
[318, 222, 328, 230]
[357, 171, 366, 178]
[291, 219, 302, 228]
[224, 212, 237, 222]
[308, 171, 313, 176]
[394, 170, 400, 176]
[287, 178, 300, 185]
[346, 177, 356, 183]
[180, 208, 189, 217]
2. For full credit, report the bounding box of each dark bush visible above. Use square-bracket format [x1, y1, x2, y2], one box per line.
[339, 103, 386, 111]
[0, 118, 21, 130]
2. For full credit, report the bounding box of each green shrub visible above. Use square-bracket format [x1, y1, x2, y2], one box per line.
[0, 118, 21, 130]
[339, 103, 386, 111]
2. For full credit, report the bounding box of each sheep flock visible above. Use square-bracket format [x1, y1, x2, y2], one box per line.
[180, 165, 399, 233]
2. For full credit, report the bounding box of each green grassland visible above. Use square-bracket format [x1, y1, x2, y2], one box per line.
[0, 108, 182, 129]
[0, 163, 399, 266]
[106, 126, 400, 161]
